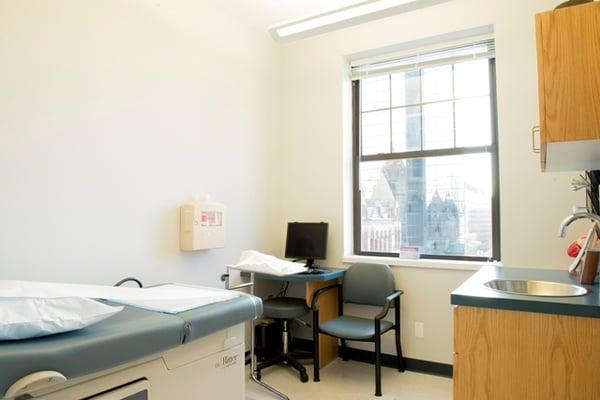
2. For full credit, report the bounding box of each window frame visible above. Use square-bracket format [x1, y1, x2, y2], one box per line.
[352, 58, 501, 262]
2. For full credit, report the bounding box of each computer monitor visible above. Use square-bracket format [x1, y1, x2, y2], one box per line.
[284, 222, 328, 269]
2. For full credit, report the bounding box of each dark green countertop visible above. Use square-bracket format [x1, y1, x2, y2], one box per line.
[451, 266, 600, 318]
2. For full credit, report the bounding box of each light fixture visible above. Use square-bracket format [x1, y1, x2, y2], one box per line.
[268, 0, 451, 43]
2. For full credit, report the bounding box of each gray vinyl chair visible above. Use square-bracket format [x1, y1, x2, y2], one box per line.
[311, 263, 405, 397]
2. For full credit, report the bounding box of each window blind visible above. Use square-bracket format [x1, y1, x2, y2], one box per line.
[351, 39, 495, 80]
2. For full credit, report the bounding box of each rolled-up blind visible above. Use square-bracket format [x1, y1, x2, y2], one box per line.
[351, 38, 495, 80]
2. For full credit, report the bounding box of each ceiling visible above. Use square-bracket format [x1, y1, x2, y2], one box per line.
[223, 0, 367, 28]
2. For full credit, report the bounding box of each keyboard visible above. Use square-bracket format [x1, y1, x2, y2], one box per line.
[300, 268, 326, 275]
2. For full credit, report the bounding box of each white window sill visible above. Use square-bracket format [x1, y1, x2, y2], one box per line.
[342, 255, 501, 272]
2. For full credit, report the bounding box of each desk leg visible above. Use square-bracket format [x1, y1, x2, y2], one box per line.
[306, 279, 339, 368]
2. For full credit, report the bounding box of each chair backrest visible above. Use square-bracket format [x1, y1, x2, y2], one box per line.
[342, 263, 395, 306]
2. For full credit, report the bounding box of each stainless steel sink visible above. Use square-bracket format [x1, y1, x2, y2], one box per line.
[484, 279, 588, 297]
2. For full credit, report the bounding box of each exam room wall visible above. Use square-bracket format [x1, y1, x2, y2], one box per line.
[278, 0, 583, 365]
[0, 1, 282, 287]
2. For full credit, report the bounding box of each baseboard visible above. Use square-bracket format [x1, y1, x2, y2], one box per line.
[342, 346, 453, 378]
[293, 338, 453, 378]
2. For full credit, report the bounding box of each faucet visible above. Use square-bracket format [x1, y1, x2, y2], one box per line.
[558, 207, 600, 238]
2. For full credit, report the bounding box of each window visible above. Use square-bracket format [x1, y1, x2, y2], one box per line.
[352, 40, 500, 261]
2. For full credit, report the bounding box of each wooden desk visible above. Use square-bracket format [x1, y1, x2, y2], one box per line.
[253, 269, 345, 368]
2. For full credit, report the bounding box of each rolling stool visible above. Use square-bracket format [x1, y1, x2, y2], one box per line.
[256, 297, 312, 382]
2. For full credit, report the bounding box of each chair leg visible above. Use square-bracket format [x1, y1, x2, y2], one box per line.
[395, 325, 406, 372]
[313, 310, 320, 382]
[256, 354, 285, 372]
[340, 339, 348, 361]
[395, 297, 406, 372]
[375, 333, 382, 397]
[284, 354, 309, 383]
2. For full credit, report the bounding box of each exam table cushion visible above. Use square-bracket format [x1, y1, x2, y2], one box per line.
[178, 294, 263, 342]
[262, 297, 310, 320]
[0, 295, 262, 396]
[319, 316, 394, 340]
[0, 306, 181, 396]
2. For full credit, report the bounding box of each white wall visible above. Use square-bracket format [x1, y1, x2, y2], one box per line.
[278, 0, 584, 364]
[0, 0, 589, 368]
[0, 0, 281, 287]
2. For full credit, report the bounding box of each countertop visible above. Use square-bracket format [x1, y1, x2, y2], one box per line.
[451, 266, 600, 318]
[242, 268, 345, 282]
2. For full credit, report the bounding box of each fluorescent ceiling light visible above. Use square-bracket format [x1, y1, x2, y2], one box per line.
[269, 0, 451, 42]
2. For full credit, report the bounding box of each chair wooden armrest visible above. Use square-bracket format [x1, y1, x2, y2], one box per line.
[311, 284, 342, 311]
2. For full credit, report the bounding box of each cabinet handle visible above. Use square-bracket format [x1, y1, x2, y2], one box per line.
[532, 126, 541, 154]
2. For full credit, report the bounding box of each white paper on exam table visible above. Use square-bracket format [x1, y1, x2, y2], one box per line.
[227, 250, 308, 276]
[0, 281, 238, 314]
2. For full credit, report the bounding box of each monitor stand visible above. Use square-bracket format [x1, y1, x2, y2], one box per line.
[303, 259, 324, 274]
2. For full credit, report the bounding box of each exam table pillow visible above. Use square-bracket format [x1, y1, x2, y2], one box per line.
[0, 297, 123, 340]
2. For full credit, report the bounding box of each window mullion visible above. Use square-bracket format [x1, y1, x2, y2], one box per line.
[360, 144, 495, 162]
[452, 63, 457, 148]
[419, 69, 423, 151]
[389, 75, 393, 153]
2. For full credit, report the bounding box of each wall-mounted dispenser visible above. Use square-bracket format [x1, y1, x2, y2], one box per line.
[180, 196, 226, 251]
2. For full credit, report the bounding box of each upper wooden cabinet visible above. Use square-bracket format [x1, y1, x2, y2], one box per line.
[535, 2, 600, 171]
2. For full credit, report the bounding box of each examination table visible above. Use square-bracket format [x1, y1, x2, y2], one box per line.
[0, 295, 262, 400]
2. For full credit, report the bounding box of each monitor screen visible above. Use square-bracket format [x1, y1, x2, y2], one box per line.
[284, 222, 328, 261]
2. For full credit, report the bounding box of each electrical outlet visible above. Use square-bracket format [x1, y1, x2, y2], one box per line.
[415, 322, 425, 338]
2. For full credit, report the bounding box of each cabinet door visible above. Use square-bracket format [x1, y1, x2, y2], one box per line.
[454, 306, 600, 400]
[536, 3, 600, 169]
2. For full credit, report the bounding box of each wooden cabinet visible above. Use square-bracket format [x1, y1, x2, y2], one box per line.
[535, 2, 600, 171]
[306, 280, 339, 368]
[453, 306, 600, 400]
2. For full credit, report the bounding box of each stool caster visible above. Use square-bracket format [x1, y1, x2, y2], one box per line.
[300, 372, 309, 383]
